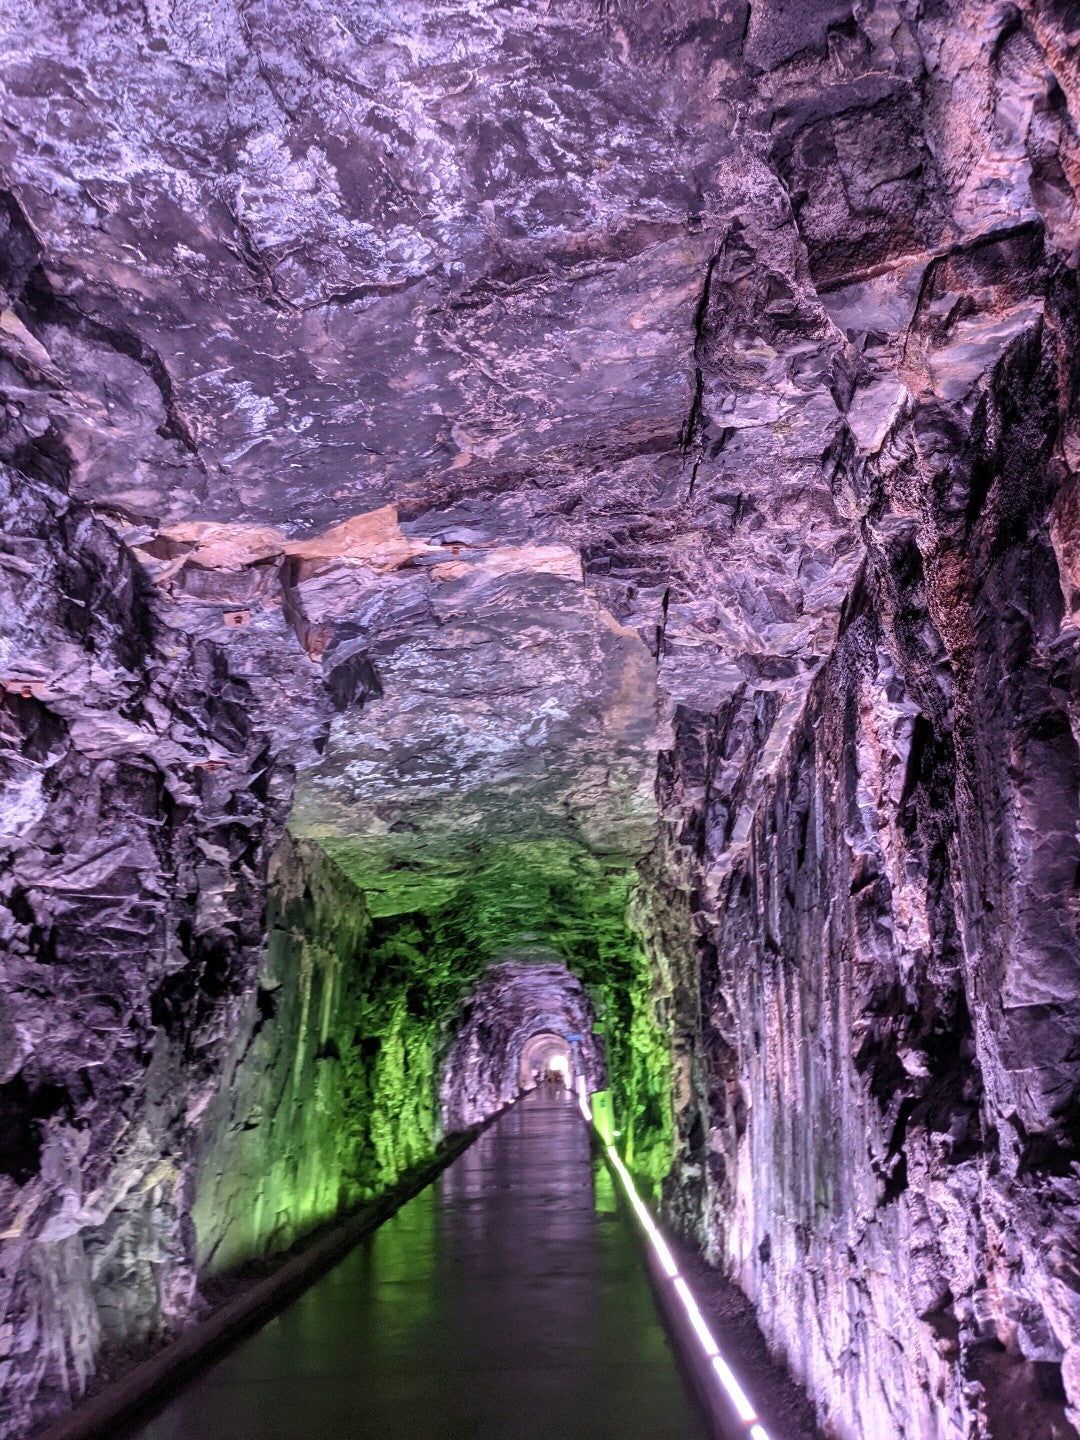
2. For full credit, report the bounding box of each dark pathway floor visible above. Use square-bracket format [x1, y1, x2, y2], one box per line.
[132, 1086, 709, 1440]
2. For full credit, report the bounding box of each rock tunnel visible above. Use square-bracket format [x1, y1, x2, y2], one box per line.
[441, 958, 605, 1131]
[3, 2, 1080, 1438]
[519, 1031, 573, 1088]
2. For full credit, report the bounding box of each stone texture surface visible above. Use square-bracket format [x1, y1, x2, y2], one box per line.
[661, 254, 1080, 1437]
[1, 2, 1080, 1439]
[0, 395, 329, 1430]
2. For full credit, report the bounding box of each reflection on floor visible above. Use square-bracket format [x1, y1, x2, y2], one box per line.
[133, 1087, 707, 1439]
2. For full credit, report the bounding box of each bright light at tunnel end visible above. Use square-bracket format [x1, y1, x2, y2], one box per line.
[588, 1118, 773, 1440]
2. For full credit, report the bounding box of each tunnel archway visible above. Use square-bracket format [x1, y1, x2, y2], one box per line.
[441, 955, 605, 1132]
[520, 1032, 571, 1089]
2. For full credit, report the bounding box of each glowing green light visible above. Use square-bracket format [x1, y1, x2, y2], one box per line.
[194, 830, 679, 1274]
[591, 1090, 617, 1146]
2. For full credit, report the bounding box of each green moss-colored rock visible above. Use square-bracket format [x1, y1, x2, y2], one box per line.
[192, 828, 675, 1274]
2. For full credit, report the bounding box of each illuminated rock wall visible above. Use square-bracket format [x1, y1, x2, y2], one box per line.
[3, 2, 1080, 1438]
[660, 233, 1080, 1440]
[191, 835, 441, 1277]
[0, 452, 324, 1437]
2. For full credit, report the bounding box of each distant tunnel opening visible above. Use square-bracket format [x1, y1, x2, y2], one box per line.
[520, 1032, 571, 1088]
[439, 956, 606, 1133]
[187, 836, 673, 1283]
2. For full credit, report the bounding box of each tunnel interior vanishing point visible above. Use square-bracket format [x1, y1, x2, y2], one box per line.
[4, 3, 1080, 1440]
[520, 1033, 571, 1087]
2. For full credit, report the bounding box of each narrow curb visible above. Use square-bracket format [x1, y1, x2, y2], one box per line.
[586, 1123, 762, 1440]
[30, 1113, 502, 1440]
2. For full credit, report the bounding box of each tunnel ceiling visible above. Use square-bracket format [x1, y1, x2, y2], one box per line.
[286, 515, 665, 913]
[0, 0, 863, 918]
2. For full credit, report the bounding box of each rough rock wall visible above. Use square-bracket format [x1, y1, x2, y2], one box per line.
[0, 199, 333, 1436]
[193, 833, 451, 1278]
[0, 437, 309, 1430]
[654, 11, 1080, 1438]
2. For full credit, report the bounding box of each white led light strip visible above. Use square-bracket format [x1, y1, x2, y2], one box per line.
[592, 1125, 773, 1440]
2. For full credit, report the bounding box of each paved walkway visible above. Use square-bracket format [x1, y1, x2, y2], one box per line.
[134, 1086, 707, 1439]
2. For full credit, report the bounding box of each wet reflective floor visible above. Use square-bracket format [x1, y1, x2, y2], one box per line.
[133, 1086, 708, 1439]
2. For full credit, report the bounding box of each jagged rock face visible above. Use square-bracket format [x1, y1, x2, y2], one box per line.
[2, 2, 1080, 1439]
[663, 261, 1080, 1439]
[0, 432, 329, 1429]
[192, 833, 449, 1279]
